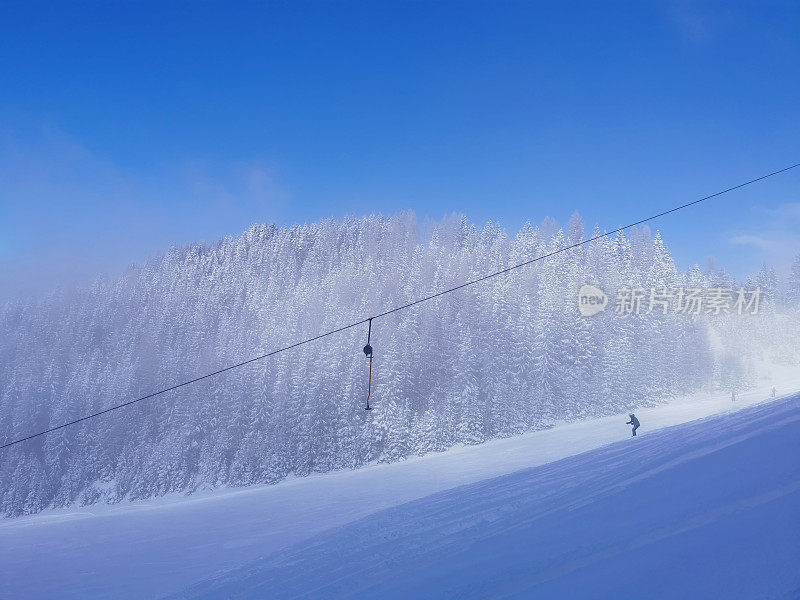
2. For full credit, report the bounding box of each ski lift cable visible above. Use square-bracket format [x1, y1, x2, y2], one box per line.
[370, 162, 800, 321]
[1, 162, 798, 450]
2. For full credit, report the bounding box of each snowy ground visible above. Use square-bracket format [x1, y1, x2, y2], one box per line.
[172, 392, 800, 600]
[1, 370, 798, 599]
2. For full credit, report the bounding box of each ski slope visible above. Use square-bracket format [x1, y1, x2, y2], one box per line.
[173, 393, 800, 600]
[1, 384, 798, 599]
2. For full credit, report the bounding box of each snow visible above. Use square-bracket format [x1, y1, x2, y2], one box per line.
[7, 213, 795, 515]
[1, 378, 798, 599]
[171, 392, 800, 600]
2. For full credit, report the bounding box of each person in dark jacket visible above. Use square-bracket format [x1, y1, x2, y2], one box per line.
[626, 414, 640, 437]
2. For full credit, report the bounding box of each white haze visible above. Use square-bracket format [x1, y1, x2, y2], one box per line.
[1, 212, 799, 517]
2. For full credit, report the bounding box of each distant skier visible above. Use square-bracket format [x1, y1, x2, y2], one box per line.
[626, 414, 640, 437]
[771, 387, 777, 398]
[731, 391, 736, 402]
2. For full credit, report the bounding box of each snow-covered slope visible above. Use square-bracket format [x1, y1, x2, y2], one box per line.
[8, 213, 796, 517]
[172, 393, 800, 600]
[1, 386, 797, 599]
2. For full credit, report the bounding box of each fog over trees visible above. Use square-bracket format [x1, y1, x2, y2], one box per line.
[2, 212, 798, 516]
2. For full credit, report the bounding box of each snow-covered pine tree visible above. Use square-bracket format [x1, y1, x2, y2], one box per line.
[0, 212, 796, 516]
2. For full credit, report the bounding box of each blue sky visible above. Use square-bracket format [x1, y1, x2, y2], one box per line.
[1, 1, 798, 299]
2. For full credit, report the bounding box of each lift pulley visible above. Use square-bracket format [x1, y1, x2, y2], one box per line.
[363, 318, 374, 410]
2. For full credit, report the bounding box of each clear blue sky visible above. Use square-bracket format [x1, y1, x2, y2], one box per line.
[1, 1, 798, 299]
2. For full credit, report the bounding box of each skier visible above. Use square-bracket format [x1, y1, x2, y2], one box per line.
[626, 413, 640, 437]
[772, 387, 776, 398]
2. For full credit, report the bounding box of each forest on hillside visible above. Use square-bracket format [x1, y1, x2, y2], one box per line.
[2, 213, 799, 516]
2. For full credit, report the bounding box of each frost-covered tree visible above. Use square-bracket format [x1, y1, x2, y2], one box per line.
[786, 255, 800, 305]
[0, 212, 796, 516]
